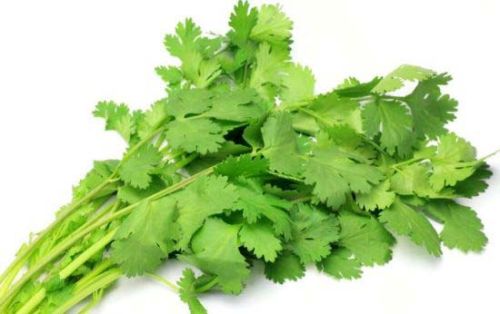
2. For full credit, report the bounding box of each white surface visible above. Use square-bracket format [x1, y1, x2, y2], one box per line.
[0, 0, 499, 313]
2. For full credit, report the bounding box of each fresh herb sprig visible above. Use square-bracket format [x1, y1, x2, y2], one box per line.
[0, 2, 494, 313]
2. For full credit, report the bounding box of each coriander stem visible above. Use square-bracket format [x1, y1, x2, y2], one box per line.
[53, 268, 122, 314]
[0, 174, 116, 291]
[145, 273, 179, 292]
[16, 288, 46, 314]
[0, 167, 214, 310]
[76, 259, 115, 291]
[0, 127, 165, 295]
[59, 228, 117, 280]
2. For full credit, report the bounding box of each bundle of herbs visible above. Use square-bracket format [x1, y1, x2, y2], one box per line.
[0, 2, 494, 313]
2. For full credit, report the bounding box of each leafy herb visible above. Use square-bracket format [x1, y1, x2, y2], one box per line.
[0, 1, 495, 313]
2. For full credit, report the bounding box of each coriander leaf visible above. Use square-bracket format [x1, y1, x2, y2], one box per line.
[429, 133, 477, 190]
[250, 4, 292, 44]
[72, 160, 119, 200]
[93, 101, 134, 142]
[261, 112, 304, 176]
[288, 204, 339, 264]
[356, 180, 396, 211]
[379, 198, 442, 256]
[136, 99, 169, 140]
[205, 88, 267, 122]
[362, 99, 414, 156]
[250, 43, 289, 100]
[304, 139, 383, 208]
[372, 65, 435, 94]
[178, 268, 208, 314]
[228, 0, 258, 47]
[338, 211, 395, 265]
[117, 177, 165, 204]
[165, 119, 226, 154]
[234, 178, 292, 238]
[119, 144, 162, 189]
[215, 155, 268, 178]
[426, 200, 487, 252]
[280, 64, 315, 108]
[264, 251, 305, 284]
[165, 89, 213, 119]
[405, 73, 457, 138]
[155, 65, 183, 86]
[453, 163, 492, 198]
[292, 91, 361, 134]
[164, 19, 222, 87]
[180, 218, 250, 294]
[319, 248, 362, 280]
[112, 198, 178, 276]
[239, 221, 282, 262]
[175, 175, 238, 248]
[390, 163, 435, 197]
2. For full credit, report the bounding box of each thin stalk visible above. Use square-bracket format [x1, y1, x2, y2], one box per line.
[145, 273, 179, 292]
[195, 277, 218, 293]
[0, 175, 116, 293]
[0, 127, 165, 293]
[0, 167, 214, 310]
[53, 269, 122, 314]
[59, 228, 117, 280]
[15, 288, 46, 314]
[76, 259, 115, 291]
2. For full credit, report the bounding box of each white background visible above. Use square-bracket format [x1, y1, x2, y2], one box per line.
[1, 0, 499, 313]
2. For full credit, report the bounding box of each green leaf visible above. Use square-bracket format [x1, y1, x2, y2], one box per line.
[178, 268, 208, 314]
[119, 145, 162, 189]
[250, 43, 289, 100]
[453, 163, 492, 198]
[164, 19, 222, 88]
[280, 64, 315, 108]
[261, 112, 305, 176]
[356, 180, 396, 211]
[180, 218, 250, 294]
[165, 119, 226, 154]
[288, 204, 339, 264]
[372, 65, 435, 94]
[264, 251, 305, 284]
[215, 155, 268, 178]
[239, 222, 282, 262]
[404, 73, 457, 138]
[319, 248, 362, 280]
[175, 175, 238, 248]
[228, 0, 258, 47]
[379, 198, 442, 256]
[93, 101, 134, 142]
[304, 138, 383, 208]
[72, 160, 119, 200]
[112, 197, 178, 276]
[250, 4, 292, 44]
[117, 177, 165, 204]
[426, 200, 487, 252]
[362, 99, 414, 156]
[234, 179, 292, 238]
[429, 133, 477, 190]
[338, 211, 395, 265]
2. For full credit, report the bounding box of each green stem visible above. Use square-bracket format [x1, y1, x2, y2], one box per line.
[0, 127, 166, 298]
[0, 174, 116, 292]
[53, 268, 122, 314]
[195, 277, 218, 293]
[145, 273, 179, 292]
[16, 288, 46, 314]
[76, 260, 115, 291]
[391, 157, 425, 169]
[59, 228, 117, 280]
[0, 167, 214, 310]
